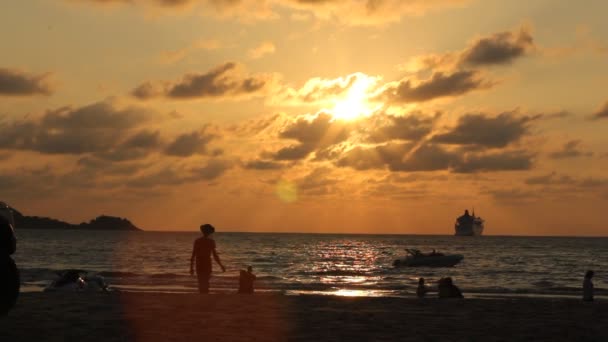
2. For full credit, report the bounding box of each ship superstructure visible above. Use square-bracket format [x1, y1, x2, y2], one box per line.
[454, 209, 484, 236]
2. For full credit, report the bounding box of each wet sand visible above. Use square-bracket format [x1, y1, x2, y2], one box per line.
[1, 292, 606, 341]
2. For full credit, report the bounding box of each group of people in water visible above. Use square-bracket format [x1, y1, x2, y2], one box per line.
[415, 271, 596, 300]
[416, 277, 464, 299]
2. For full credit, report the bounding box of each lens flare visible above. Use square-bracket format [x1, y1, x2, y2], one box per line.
[276, 180, 297, 203]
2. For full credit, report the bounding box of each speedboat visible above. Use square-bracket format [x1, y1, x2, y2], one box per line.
[44, 270, 109, 292]
[393, 249, 464, 267]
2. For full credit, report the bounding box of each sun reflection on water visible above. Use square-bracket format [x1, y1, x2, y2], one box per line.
[333, 289, 374, 297]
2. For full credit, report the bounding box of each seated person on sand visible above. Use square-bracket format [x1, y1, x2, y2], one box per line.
[438, 277, 464, 299]
[238, 266, 257, 294]
[583, 270, 594, 302]
[416, 277, 428, 298]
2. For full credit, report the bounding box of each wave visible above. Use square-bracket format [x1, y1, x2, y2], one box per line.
[300, 270, 372, 277]
[149, 273, 185, 279]
[97, 271, 141, 278]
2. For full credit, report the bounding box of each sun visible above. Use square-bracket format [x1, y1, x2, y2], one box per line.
[330, 75, 379, 121]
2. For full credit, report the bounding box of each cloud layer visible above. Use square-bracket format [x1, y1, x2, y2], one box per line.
[132, 62, 278, 100]
[0, 68, 53, 96]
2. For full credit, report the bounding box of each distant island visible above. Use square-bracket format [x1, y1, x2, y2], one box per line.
[10, 207, 141, 231]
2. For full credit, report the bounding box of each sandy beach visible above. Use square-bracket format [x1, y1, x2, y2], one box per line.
[1, 292, 606, 341]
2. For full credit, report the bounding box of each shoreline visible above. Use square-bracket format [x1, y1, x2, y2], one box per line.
[2, 292, 607, 341]
[20, 284, 607, 301]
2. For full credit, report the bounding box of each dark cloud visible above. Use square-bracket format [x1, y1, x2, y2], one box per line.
[431, 112, 532, 148]
[365, 113, 438, 142]
[130, 81, 163, 100]
[165, 129, 216, 157]
[242, 159, 286, 170]
[452, 150, 533, 173]
[122, 130, 161, 149]
[521, 173, 608, 202]
[592, 101, 608, 120]
[126, 167, 191, 188]
[0, 68, 53, 96]
[271, 112, 351, 161]
[192, 158, 233, 180]
[524, 172, 575, 186]
[337, 142, 414, 171]
[548, 140, 593, 159]
[0, 101, 149, 155]
[0, 166, 58, 197]
[484, 188, 540, 203]
[460, 28, 534, 66]
[337, 142, 456, 172]
[279, 112, 348, 144]
[93, 130, 161, 162]
[126, 158, 233, 188]
[159, 0, 191, 6]
[0, 101, 220, 162]
[406, 26, 534, 73]
[389, 144, 456, 172]
[337, 141, 533, 174]
[132, 62, 276, 100]
[271, 144, 314, 161]
[296, 167, 341, 196]
[75, 157, 150, 178]
[383, 70, 490, 103]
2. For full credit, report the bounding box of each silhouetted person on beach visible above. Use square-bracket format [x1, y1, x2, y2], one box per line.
[238, 266, 257, 294]
[438, 277, 464, 298]
[416, 277, 428, 298]
[583, 270, 594, 302]
[190, 224, 225, 294]
[0, 204, 19, 316]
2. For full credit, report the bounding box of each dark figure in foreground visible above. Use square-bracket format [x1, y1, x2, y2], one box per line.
[583, 270, 594, 302]
[238, 266, 257, 294]
[0, 203, 19, 315]
[416, 277, 428, 298]
[438, 277, 464, 298]
[190, 224, 225, 294]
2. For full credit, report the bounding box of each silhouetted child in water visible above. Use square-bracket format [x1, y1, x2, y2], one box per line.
[238, 266, 257, 294]
[583, 270, 594, 302]
[416, 277, 428, 298]
[190, 224, 225, 294]
[438, 277, 464, 298]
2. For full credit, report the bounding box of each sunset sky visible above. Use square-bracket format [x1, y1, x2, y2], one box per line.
[1, 0, 608, 235]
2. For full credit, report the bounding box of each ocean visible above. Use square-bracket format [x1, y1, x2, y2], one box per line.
[13, 230, 608, 298]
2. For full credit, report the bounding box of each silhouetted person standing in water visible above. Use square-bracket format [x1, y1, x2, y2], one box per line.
[0, 203, 19, 315]
[583, 270, 594, 302]
[438, 277, 464, 298]
[238, 266, 256, 294]
[416, 277, 428, 298]
[190, 224, 225, 294]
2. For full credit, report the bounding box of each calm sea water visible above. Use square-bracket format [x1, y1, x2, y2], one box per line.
[12, 230, 608, 298]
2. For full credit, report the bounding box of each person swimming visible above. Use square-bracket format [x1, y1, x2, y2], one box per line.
[238, 266, 257, 294]
[190, 224, 226, 294]
[416, 277, 428, 298]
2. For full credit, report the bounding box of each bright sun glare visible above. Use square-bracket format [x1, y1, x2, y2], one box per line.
[330, 76, 379, 121]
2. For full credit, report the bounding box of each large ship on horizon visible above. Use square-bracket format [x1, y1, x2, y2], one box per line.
[454, 209, 484, 236]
